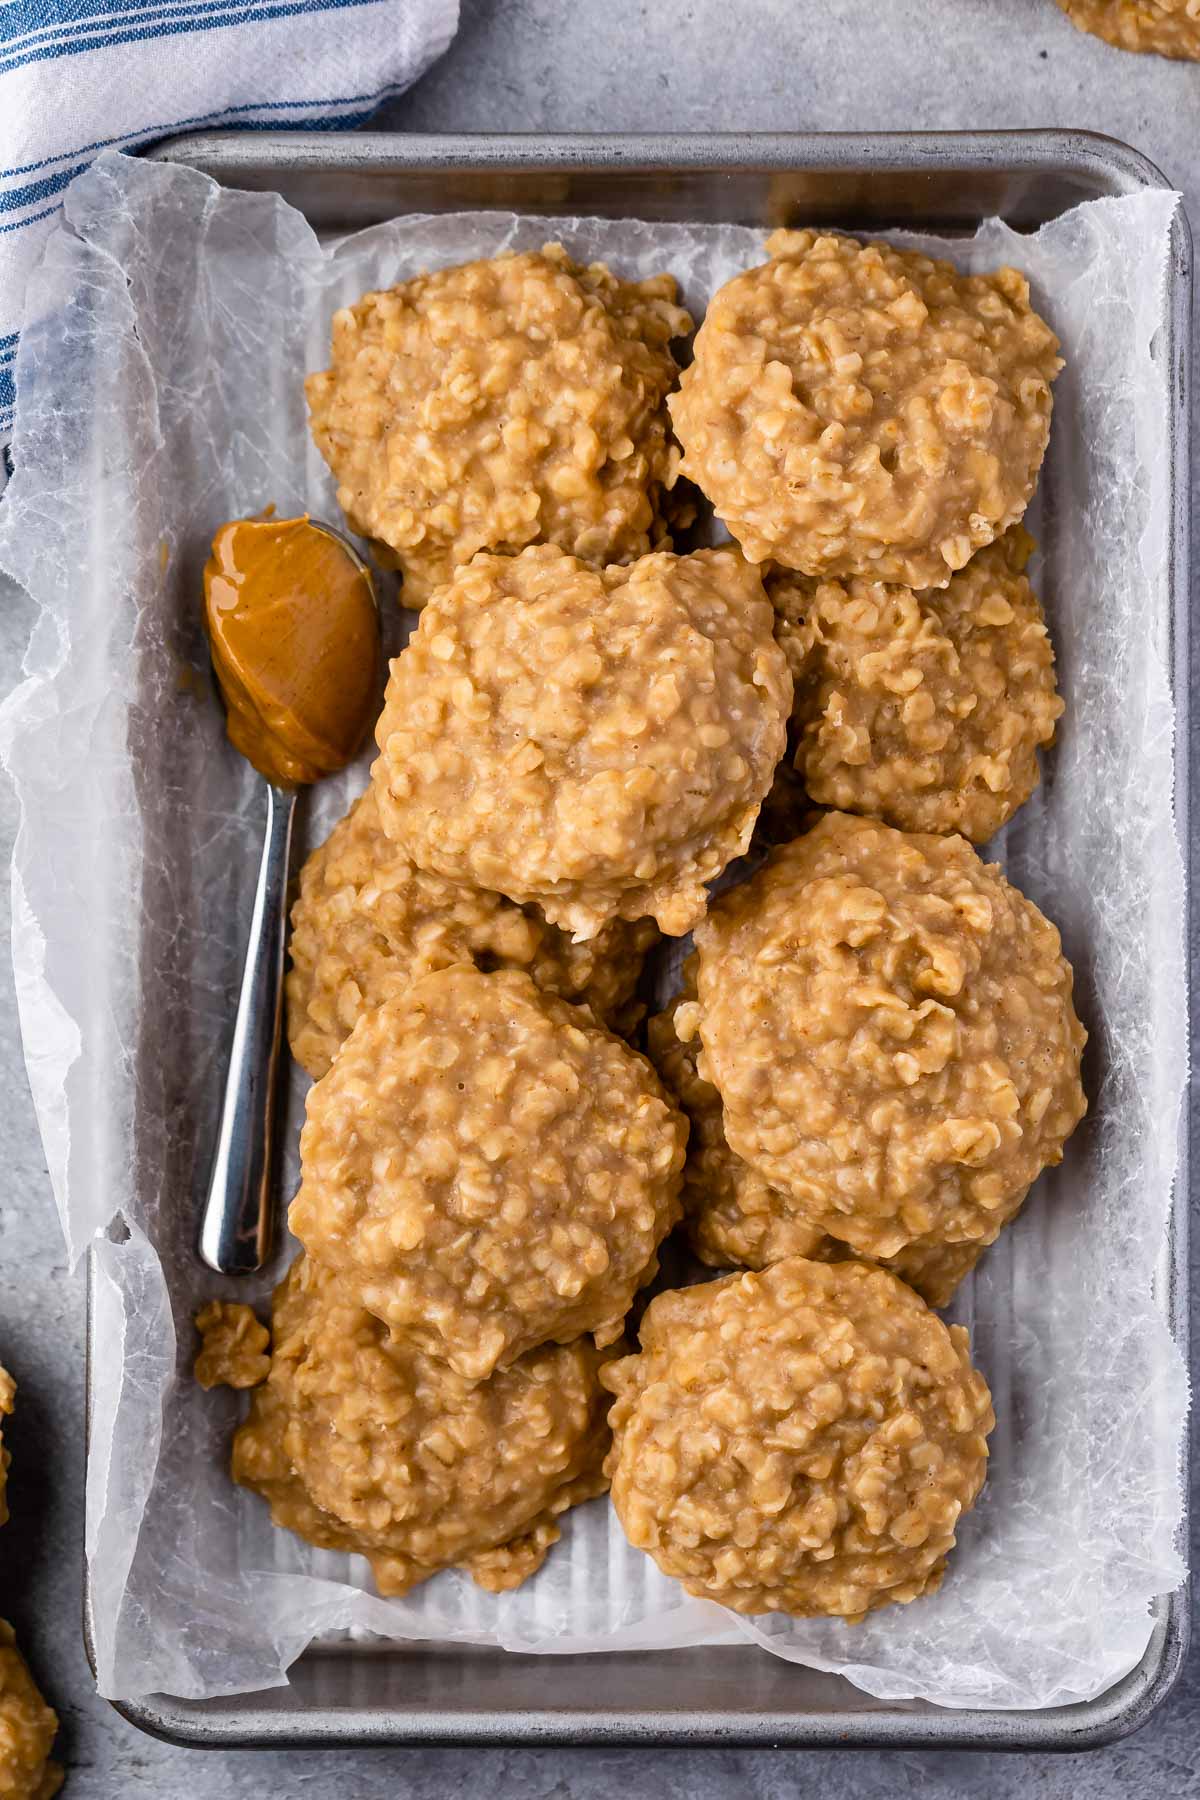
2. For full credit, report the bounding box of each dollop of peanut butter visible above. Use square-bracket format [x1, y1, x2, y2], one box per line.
[204, 515, 379, 788]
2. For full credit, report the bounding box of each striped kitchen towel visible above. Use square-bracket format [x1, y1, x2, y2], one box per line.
[0, 0, 459, 448]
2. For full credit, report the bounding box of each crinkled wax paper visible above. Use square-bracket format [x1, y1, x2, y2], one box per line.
[0, 151, 1187, 1708]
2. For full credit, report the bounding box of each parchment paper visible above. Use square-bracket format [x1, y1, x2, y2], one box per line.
[0, 151, 1187, 1709]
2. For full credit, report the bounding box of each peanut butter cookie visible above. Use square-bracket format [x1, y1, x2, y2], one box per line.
[307, 246, 691, 604]
[371, 544, 791, 938]
[648, 968, 984, 1307]
[688, 813, 1087, 1262]
[288, 966, 686, 1379]
[670, 232, 1060, 588]
[287, 785, 657, 1079]
[1057, 0, 1200, 58]
[234, 1255, 612, 1597]
[604, 1259, 994, 1619]
[769, 527, 1063, 843]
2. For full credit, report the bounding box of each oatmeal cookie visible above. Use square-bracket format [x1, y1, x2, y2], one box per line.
[288, 966, 686, 1379]
[233, 1255, 612, 1597]
[769, 527, 1063, 843]
[526, 908, 659, 1041]
[0, 1626, 61, 1800]
[287, 786, 657, 1078]
[306, 246, 692, 604]
[603, 1258, 994, 1619]
[670, 231, 1061, 588]
[0, 1371, 60, 1800]
[689, 813, 1087, 1261]
[1056, 0, 1200, 57]
[648, 971, 983, 1307]
[371, 544, 791, 939]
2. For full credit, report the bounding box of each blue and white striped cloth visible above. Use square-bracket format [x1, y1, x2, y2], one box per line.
[0, 0, 459, 446]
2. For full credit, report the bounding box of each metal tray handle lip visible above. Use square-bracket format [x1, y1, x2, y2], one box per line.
[148, 125, 1177, 202]
[80, 125, 1191, 1755]
[85, 1595, 1189, 1756]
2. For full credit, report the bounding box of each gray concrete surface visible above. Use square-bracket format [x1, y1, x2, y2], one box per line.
[2, 0, 1199, 1792]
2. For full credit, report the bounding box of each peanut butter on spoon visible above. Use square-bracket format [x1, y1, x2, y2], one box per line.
[204, 514, 379, 788]
[198, 512, 380, 1277]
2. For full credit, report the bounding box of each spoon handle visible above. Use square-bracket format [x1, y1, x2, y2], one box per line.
[198, 782, 297, 1275]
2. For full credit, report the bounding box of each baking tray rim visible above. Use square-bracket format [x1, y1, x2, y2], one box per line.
[82, 124, 1191, 1753]
[152, 122, 1177, 192]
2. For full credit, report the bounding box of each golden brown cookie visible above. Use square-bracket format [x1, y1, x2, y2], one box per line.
[0, 1369, 61, 1800]
[233, 1255, 612, 1597]
[604, 1258, 994, 1619]
[670, 231, 1060, 588]
[647, 973, 837, 1268]
[371, 544, 791, 938]
[0, 1625, 61, 1800]
[1056, 0, 1200, 58]
[306, 246, 692, 604]
[689, 813, 1087, 1262]
[769, 528, 1063, 843]
[647, 969, 983, 1307]
[288, 966, 686, 1379]
[286, 785, 657, 1080]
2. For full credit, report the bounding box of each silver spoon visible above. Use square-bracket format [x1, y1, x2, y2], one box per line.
[197, 516, 380, 1275]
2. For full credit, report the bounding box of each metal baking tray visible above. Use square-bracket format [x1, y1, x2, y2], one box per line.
[91, 129, 1191, 1753]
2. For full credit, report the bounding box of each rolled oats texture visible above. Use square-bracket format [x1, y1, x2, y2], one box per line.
[769, 526, 1063, 843]
[287, 965, 687, 1380]
[691, 812, 1087, 1260]
[233, 1254, 613, 1598]
[1056, 0, 1200, 57]
[648, 967, 984, 1308]
[0, 1625, 61, 1800]
[0, 1369, 60, 1799]
[604, 1258, 994, 1619]
[371, 543, 792, 939]
[192, 1301, 271, 1392]
[669, 231, 1061, 588]
[306, 245, 692, 605]
[287, 784, 658, 1079]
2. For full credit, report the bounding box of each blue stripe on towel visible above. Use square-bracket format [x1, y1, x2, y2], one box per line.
[0, 202, 62, 236]
[0, 0, 383, 73]
[2, 0, 384, 58]
[2, 0, 151, 39]
[0, 86, 394, 178]
[0, 0, 301, 44]
[0, 163, 90, 216]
